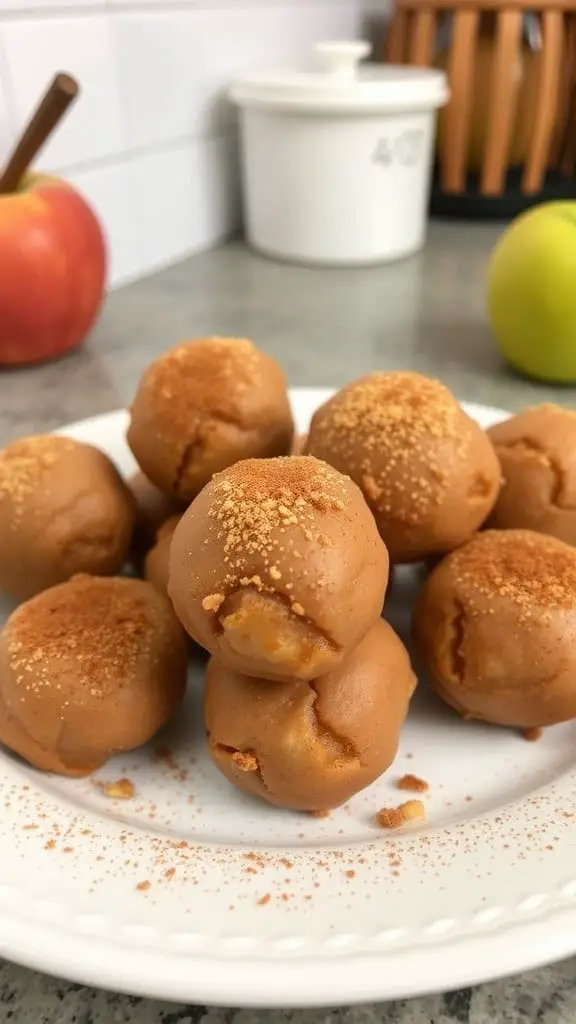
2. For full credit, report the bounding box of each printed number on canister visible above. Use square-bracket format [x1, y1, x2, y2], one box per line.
[372, 130, 425, 168]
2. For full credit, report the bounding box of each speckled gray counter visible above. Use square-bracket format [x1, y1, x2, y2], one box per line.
[1, 222, 576, 1022]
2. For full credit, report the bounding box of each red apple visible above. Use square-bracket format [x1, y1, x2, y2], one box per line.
[0, 172, 106, 366]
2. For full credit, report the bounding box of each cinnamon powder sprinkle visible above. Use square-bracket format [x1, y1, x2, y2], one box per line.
[257, 894, 271, 906]
[136, 880, 151, 891]
[449, 530, 576, 616]
[376, 800, 426, 830]
[396, 773, 429, 793]
[310, 372, 464, 526]
[207, 457, 349, 585]
[0, 436, 76, 524]
[5, 575, 166, 701]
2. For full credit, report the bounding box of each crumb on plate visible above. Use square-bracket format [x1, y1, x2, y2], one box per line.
[100, 777, 135, 800]
[376, 800, 426, 830]
[396, 773, 429, 793]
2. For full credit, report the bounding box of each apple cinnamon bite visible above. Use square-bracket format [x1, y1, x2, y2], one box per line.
[169, 456, 389, 681]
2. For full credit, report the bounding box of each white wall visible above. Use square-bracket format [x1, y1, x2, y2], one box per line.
[0, 0, 384, 288]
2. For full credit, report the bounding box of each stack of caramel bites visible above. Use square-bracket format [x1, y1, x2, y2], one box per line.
[168, 454, 416, 812]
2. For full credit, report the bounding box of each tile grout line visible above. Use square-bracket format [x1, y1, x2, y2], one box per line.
[48, 127, 234, 178]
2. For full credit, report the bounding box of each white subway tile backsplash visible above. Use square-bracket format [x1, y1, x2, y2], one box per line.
[113, 4, 306, 151]
[193, 5, 301, 137]
[1, 14, 123, 170]
[130, 134, 237, 276]
[0, 0, 377, 286]
[67, 159, 142, 287]
[0, 80, 13, 161]
[112, 8, 205, 150]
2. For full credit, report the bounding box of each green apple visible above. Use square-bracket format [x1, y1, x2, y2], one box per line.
[487, 201, 576, 383]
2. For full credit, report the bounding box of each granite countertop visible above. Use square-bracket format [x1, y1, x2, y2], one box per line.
[1, 221, 576, 1023]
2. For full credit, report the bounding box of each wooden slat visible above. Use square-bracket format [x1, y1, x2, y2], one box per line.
[397, 0, 576, 10]
[522, 10, 563, 192]
[560, 13, 576, 174]
[480, 10, 523, 194]
[440, 9, 479, 192]
[549, 15, 569, 165]
[386, 11, 409, 62]
[409, 9, 436, 65]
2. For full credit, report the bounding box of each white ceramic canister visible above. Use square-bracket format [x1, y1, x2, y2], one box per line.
[230, 42, 449, 266]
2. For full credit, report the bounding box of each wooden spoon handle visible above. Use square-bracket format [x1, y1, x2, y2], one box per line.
[0, 72, 79, 195]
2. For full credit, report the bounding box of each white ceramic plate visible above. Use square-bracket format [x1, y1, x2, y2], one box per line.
[1, 387, 576, 1008]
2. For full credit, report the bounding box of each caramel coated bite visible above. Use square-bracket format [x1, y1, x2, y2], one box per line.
[129, 471, 184, 557]
[488, 403, 576, 544]
[127, 337, 294, 502]
[144, 514, 181, 598]
[169, 456, 389, 682]
[0, 575, 188, 775]
[413, 529, 576, 727]
[205, 619, 416, 811]
[0, 435, 135, 600]
[307, 372, 500, 564]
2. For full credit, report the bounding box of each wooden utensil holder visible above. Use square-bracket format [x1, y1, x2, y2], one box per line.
[383, 0, 576, 217]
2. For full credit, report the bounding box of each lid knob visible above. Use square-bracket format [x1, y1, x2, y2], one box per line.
[315, 41, 372, 80]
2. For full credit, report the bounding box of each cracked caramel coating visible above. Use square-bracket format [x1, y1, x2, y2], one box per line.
[169, 456, 389, 682]
[488, 404, 576, 545]
[307, 372, 500, 564]
[413, 530, 576, 727]
[144, 514, 181, 598]
[127, 337, 294, 502]
[0, 435, 135, 600]
[0, 575, 188, 776]
[204, 619, 416, 811]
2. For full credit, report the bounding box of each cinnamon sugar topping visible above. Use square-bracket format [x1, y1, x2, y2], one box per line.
[207, 457, 349, 583]
[5, 576, 168, 700]
[0, 435, 76, 522]
[449, 530, 576, 615]
[311, 373, 465, 525]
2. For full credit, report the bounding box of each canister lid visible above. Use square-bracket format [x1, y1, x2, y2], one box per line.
[230, 41, 448, 114]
